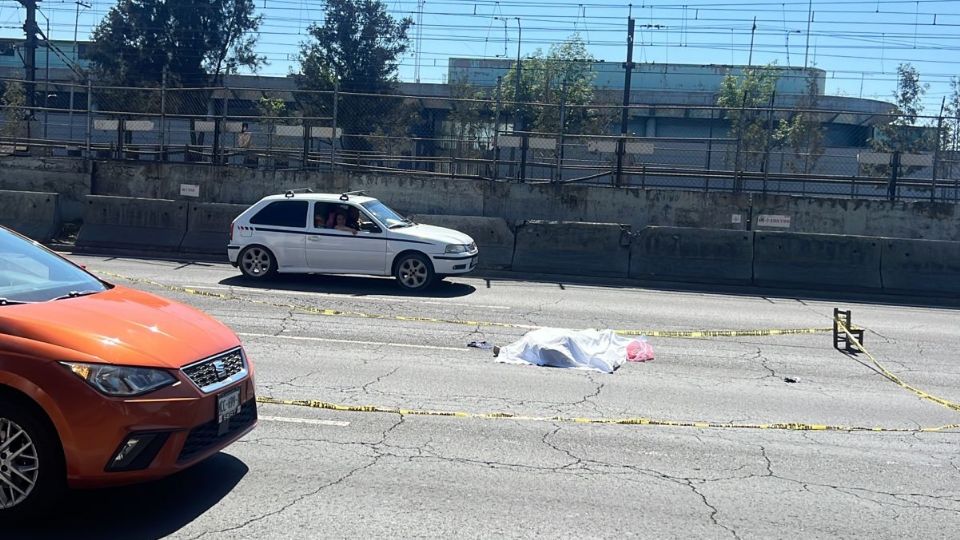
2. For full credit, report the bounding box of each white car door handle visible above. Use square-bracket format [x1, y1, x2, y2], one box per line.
[308, 236, 321, 242]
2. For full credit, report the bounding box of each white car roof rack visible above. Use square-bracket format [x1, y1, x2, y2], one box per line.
[283, 188, 314, 198]
[339, 190, 367, 201]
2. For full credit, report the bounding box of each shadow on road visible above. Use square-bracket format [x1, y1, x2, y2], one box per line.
[220, 273, 477, 298]
[9, 453, 248, 540]
[476, 271, 960, 311]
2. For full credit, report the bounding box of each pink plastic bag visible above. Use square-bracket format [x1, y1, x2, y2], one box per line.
[626, 339, 655, 363]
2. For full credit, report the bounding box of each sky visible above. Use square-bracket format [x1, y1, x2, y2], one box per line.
[1, 0, 959, 114]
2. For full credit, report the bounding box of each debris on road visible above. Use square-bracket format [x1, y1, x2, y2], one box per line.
[626, 339, 655, 363]
[467, 340, 495, 350]
[495, 328, 654, 374]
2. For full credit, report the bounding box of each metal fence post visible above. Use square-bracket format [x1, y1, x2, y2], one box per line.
[85, 79, 92, 156]
[932, 100, 944, 201]
[519, 135, 528, 182]
[302, 119, 310, 170]
[887, 151, 901, 201]
[555, 79, 567, 183]
[68, 80, 75, 143]
[212, 92, 226, 164]
[159, 70, 166, 162]
[492, 76, 502, 181]
[331, 81, 339, 170]
[705, 108, 714, 192]
[761, 92, 775, 194]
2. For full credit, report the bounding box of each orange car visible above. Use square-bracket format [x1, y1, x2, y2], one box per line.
[0, 226, 256, 520]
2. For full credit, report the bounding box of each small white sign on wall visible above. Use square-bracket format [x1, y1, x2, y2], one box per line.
[757, 214, 791, 228]
[180, 184, 201, 198]
[731, 214, 742, 224]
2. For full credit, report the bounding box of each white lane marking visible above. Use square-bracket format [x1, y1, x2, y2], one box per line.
[260, 415, 350, 427]
[238, 332, 466, 352]
[183, 284, 511, 310]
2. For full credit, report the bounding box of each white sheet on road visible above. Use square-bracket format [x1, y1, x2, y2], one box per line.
[496, 328, 647, 374]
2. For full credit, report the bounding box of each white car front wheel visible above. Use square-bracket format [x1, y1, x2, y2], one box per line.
[394, 253, 434, 291]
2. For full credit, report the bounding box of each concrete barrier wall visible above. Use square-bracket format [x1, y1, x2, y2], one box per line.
[753, 194, 960, 241]
[881, 239, 960, 295]
[0, 190, 60, 242]
[0, 157, 90, 221]
[630, 227, 754, 284]
[513, 221, 631, 278]
[91, 161, 346, 204]
[408, 215, 514, 269]
[754, 232, 883, 290]
[77, 196, 188, 251]
[181, 202, 248, 255]
[487, 182, 752, 231]
[13, 159, 951, 242]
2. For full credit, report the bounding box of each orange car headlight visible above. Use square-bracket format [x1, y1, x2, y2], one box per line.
[60, 362, 177, 397]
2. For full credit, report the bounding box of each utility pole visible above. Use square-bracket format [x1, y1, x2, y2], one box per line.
[18, 0, 41, 115]
[69, 1, 90, 141]
[615, 17, 635, 187]
[514, 17, 527, 182]
[803, 0, 813, 69]
[414, 0, 425, 83]
[43, 14, 50, 140]
[513, 17, 522, 132]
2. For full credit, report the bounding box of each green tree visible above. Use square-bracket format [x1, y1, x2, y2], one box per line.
[257, 96, 289, 152]
[943, 77, 960, 152]
[870, 63, 931, 153]
[369, 97, 424, 163]
[446, 80, 494, 152]
[87, 0, 263, 89]
[777, 72, 825, 173]
[501, 34, 607, 135]
[0, 81, 28, 141]
[717, 64, 781, 170]
[296, 0, 412, 150]
[869, 63, 934, 175]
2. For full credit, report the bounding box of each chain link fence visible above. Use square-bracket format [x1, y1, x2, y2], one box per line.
[1, 76, 958, 202]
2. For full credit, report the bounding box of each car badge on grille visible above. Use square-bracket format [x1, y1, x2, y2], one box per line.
[213, 360, 227, 380]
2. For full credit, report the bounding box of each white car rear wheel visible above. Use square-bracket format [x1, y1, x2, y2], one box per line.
[239, 246, 276, 279]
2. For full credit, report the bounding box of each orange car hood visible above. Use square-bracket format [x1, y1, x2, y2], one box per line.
[0, 286, 240, 369]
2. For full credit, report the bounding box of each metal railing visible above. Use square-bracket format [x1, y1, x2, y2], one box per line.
[1, 77, 958, 203]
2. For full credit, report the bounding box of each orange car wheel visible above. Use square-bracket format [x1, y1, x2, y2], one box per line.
[0, 400, 65, 522]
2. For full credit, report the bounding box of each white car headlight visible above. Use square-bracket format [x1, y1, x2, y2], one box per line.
[60, 362, 177, 396]
[445, 244, 470, 254]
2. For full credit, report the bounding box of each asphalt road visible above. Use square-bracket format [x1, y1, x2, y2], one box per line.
[12, 254, 960, 539]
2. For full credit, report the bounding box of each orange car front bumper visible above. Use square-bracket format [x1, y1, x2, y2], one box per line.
[62, 377, 257, 489]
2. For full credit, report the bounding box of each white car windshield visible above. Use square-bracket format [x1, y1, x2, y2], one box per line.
[0, 229, 107, 304]
[361, 200, 412, 229]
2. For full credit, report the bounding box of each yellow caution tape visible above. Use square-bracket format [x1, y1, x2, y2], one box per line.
[255, 396, 960, 433]
[616, 327, 833, 339]
[835, 318, 960, 413]
[96, 270, 837, 339]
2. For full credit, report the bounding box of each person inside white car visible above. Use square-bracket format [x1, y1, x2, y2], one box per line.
[333, 212, 358, 235]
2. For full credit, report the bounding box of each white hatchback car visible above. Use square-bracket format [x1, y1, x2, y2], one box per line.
[228, 191, 479, 290]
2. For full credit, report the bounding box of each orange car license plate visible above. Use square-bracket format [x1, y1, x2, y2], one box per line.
[217, 388, 242, 428]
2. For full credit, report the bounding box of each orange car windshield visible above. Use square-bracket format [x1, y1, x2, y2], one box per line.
[0, 229, 107, 304]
